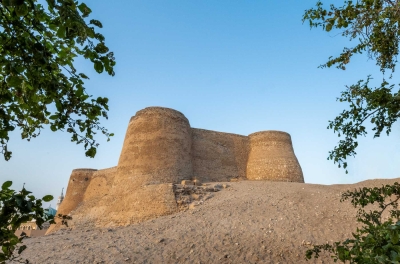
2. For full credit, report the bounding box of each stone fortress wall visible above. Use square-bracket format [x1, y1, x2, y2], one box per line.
[48, 107, 304, 233]
[191, 128, 249, 182]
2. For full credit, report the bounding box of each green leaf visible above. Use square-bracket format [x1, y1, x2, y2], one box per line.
[42, 195, 53, 202]
[2, 0, 12, 6]
[47, 0, 55, 9]
[94, 61, 104, 73]
[78, 3, 92, 17]
[87, 27, 95, 38]
[14, 66, 24, 74]
[1, 0, 22, 6]
[95, 43, 109, 54]
[55, 100, 62, 111]
[326, 23, 333, 32]
[2, 181, 12, 190]
[49, 23, 57, 31]
[391, 232, 399, 244]
[6, 76, 23, 87]
[89, 19, 103, 28]
[85, 147, 96, 157]
[78, 73, 89, 79]
[15, 3, 29, 16]
[57, 26, 66, 38]
[15, 196, 23, 206]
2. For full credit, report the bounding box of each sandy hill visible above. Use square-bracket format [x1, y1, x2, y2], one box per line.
[13, 177, 400, 264]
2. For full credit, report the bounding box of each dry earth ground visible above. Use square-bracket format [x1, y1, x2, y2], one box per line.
[12, 178, 400, 264]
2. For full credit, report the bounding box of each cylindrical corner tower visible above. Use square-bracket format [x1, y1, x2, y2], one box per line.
[115, 107, 193, 187]
[56, 168, 97, 215]
[246, 131, 304, 183]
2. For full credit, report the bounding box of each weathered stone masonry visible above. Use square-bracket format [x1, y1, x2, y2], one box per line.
[47, 107, 303, 233]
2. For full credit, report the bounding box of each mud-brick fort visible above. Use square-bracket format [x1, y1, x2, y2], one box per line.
[47, 107, 304, 233]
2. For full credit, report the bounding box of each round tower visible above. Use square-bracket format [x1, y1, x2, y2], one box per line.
[115, 107, 193, 188]
[246, 131, 304, 183]
[55, 168, 97, 215]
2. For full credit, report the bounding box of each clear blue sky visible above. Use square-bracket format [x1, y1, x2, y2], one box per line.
[1, 0, 399, 204]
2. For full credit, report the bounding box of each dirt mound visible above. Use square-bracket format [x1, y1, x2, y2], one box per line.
[13, 178, 400, 264]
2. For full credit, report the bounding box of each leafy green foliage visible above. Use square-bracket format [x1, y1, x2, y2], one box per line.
[0, 0, 116, 161]
[0, 181, 54, 263]
[303, 0, 400, 72]
[303, 1, 400, 260]
[328, 76, 400, 172]
[306, 183, 400, 263]
[303, 1, 400, 172]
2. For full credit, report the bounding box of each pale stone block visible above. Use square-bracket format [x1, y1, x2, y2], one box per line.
[181, 180, 194, 186]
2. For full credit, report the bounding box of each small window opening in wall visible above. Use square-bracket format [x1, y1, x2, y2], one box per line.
[85, 177, 88, 181]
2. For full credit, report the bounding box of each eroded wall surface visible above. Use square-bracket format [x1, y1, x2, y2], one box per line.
[115, 107, 193, 189]
[46, 169, 97, 234]
[191, 128, 249, 182]
[247, 131, 304, 182]
[68, 183, 178, 228]
[56, 169, 96, 216]
[83, 167, 117, 202]
[49, 107, 304, 232]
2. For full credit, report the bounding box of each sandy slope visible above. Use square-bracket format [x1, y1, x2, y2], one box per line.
[12, 178, 400, 264]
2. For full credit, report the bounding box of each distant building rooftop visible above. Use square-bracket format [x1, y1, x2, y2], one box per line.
[46, 206, 57, 217]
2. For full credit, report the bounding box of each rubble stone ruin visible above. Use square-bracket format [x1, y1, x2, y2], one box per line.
[47, 107, 304, 233]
